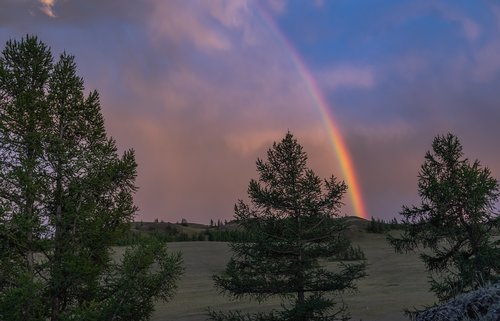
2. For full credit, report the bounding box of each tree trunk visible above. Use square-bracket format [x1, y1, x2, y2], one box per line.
[297, 213, 306, 321]
[50, 205, 63, 321]
[24, 125, 37, 320]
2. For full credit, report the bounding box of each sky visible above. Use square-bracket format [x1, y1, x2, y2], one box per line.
[1, 0, 500, 223]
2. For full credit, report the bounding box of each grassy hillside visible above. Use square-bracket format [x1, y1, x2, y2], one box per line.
[127, 227, 436, 321]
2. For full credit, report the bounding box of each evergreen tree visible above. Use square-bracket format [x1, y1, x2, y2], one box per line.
[388, 133, 500, 301]
[366, 217, 394, 233]
[0, 34, 52, 321]
[367, 217, 378, 233]
[210, 133, 366, 321]
[389, 218, 398, 229]
[0, 35, 183, 321]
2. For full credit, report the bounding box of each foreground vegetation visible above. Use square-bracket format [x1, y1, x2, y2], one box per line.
[123, 223, 498, 321]
[150, 231, 433, 321]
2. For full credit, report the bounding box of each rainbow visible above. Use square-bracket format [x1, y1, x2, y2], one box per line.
[257, 7, 369, 219]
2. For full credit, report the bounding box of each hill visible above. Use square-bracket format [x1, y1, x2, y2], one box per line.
[131, 216, 369, 235]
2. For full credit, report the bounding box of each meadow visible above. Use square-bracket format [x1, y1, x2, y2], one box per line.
[145, 228, 436, 321]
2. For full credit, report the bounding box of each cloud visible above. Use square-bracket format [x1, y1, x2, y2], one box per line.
[79, 0, 333, 221]
[313, 0, 325, 8]
[440, 7, 480, 42]
[39, 0, 56, 17]
[3, 0, 500, 223]
[265, 0, 287, 14]
[458, 18, 480, 41]
[318, 65, 376, 91]
[225, 125, 328, 157]
[147, 0, 253, 51]
[225, 130, 283, 156]
[470, 5, 500, 82]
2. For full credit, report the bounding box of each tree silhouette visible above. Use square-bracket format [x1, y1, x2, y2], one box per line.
[210, 132, 366, 321]
[0, 35, 182, 321]
[388, 133, 500, 301]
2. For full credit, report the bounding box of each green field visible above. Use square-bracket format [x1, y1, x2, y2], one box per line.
[147, 231, 435, 321]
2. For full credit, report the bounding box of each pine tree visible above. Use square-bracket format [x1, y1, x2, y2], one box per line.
[388, 133, 500, 301]
[0, 34, 52, 321]
[0, 35, 183, 321]
[210, 133, 366, 321]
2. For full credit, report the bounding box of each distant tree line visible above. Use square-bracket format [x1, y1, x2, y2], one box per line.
[209, 219, 228, 227]
[115, 216, 382, 245]
[366, 217, 401, 233]
[114, 225, 254, 245]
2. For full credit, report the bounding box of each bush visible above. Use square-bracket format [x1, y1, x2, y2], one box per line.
[414, 283, 500, 321]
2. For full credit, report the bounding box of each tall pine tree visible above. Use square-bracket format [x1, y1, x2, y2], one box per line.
[0, 35, 182, 321]
[210, 133, 366, 321]
[388, 133, 500, 301]
[0, 34, 52, 321]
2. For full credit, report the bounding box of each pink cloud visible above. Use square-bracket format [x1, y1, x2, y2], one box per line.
[437, 4, 481, 42]
[19, 0, 400, 221]
[266, 0, 287, 14]
[318, 65, 376, 91]
[225, 130, 283, 156]
[91, 1, 347, 221]
[147, 0, 254, 51]
[39, 0, 56, 17]
[225, 125, 329, 157]
[148, 3, 225, 51]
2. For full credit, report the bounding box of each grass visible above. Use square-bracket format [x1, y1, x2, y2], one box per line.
[146, 230, 436, 321]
